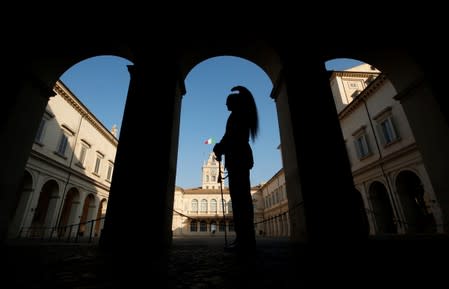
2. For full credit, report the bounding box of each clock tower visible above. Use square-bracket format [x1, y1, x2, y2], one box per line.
[202, 152, 224, 189]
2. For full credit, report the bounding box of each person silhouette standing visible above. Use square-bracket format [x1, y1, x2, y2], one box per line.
[213, 85, 258, 253]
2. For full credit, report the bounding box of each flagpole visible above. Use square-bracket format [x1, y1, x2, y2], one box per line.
[218, 159, 228, 247]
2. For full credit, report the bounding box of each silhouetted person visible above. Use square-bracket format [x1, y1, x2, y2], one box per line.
[213, 85, 258, 253]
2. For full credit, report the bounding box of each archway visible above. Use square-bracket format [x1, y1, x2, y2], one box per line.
[369, 181, 397, 234]
[79, 194, 96, 238]
[58, 187, 80, 238]
[396, 170, 437, 233]
[30, 180, 59, 238]
[173, 55, 281, 241]
[94, 198, 107, 237]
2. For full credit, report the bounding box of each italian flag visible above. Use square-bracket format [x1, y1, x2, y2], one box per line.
[204, 138, 214, 144]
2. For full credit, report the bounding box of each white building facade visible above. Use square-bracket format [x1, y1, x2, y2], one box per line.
[8, 81, 117, 241]
[331, 63, 442, 235]
[172, 152, 264, 237]
[256, 169, 290, 237]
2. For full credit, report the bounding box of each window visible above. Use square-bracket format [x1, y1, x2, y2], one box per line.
[200, 221, 207, 232]
[79, 147, 88, 165]
[210, 199, 217, 213]
[352, 126, 371, 159]
[354, 134, 371, 159]
[56, 132, 69, 156]
[190, 221, 198, 232]
[94, 153, 104, 175]
[55, 124, 75, 158]
[211, 170, 216, 182]
[77, 140, 91, 168]
[191, 199, 198, 213]
[35, 110, 53, 144]
[200, 199, 208, 213]
[79, 146, 87, 166]
[206, 175, 209, 182]
[379, 118, 398, 144]
[106, 162, 114, 181]
[373, 107, 400, 146]
[35, 119, 47, 143]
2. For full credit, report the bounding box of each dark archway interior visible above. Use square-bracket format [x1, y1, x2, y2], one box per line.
[397, 170, 437, 233]
[369, 181, 397, 234]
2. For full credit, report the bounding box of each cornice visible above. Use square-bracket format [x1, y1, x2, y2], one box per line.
[331, 71, 379, 79]
[54, 81, 118, 147]
[351, 143, 418, 176]
[184, 188, 230, 194]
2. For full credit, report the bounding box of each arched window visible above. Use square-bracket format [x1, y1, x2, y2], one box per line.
[200, 199, 208, 213]
[210, 199, 217, 213]
[191, 199, 198, 213]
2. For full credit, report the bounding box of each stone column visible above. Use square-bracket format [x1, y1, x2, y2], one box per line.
[280, 53, 367, 243]
[395, 80, 449, 233]
[7, 185, 34, 238]
[0, 77, 54, 243]
[100, 55, 184, 257]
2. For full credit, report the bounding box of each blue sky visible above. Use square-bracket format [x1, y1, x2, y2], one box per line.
[60, 56, 363, 189]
